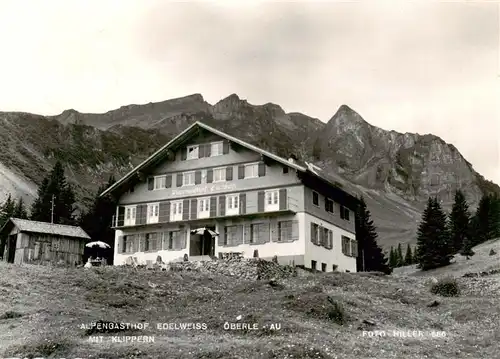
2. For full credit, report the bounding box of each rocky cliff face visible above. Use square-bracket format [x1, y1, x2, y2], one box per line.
[0, 94, 497, 248]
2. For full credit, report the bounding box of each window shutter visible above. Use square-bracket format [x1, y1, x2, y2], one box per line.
[310, 223, 316, 244]
[243, 224, 250, 244]
[117, 206, 125, 227]
[226, 166, 233, 181]
[238, 165, 245, 179]
[351, 240, 358, 257]
[195, 170, 202, 185]
[181, 148, 187, 160]
[210, 197, 217, 217]
[222, 140, 230, 154]
[257, 191, 265, 212]
[159, 201, 170, 223]
[182, 200, 190, 220]
[258, 162, 266, 177]
[190, 199, 197, 219]
[176, 173, 183, 187]
[218, 226, 226, 246]
[148, 177, 154, 190]
[165, 175, 172, 188]
[236, 225, 244, 245]
[279, 189, 287, 210]
[239, 193, 246, 215]
[180, 231, 187, 249]
[140, 235, 146, 252]
[345, 209, 350, 221]
[199, 144, 206, 158]
[118, 236, 123, 253]
[270, 218, 278, 242]
[205, 143, 211, 157]
[206, 169, 213, 183]
[219, 195, 226, 216]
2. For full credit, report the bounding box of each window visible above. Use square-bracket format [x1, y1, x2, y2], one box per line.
[311, 260, 317, 271]
[211, 142, 223, 157]
[265, 190, 279, 211]
[213, 167, 226, 182]
[283, 166, 289, 174]
[244, 163, 259, 178]
[198, 198, 210, 219]
[342, 236, 357, 257]
[154, 175, 166, 190]
[187, 145, 199, 160]
[325, 198, 334, 213]
[224, 225, 239, 246]
[249, 223, 269, 244]
[312, 191, 319, 206]
[147, 203, 159, 224]
[340, 206, 350, 221]
[123, 234, 135, 253]
[145, 233, 159, 251]
[183, 171, 195, 186]
[165, 231, 184, 250]
[226, 195, 239, 216]
[124, 205, 136, 226]
[321, 263, 327, 272]
[278, 221, 293, 242]
[311, 223, 319, 245]
[170, 201, 183, 222]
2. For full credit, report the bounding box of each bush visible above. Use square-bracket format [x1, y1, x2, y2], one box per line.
[327, 300, 346, 325]
[430, 277, 460, 297]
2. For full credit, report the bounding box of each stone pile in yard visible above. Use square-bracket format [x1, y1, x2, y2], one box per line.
[168, 257, 297, 280]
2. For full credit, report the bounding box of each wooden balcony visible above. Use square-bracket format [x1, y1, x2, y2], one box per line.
[111, 196, 299, 229]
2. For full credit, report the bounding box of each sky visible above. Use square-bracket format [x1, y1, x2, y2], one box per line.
[0, 0, 498, 182]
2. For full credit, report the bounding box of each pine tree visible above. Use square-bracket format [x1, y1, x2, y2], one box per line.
[404, 244, 413, 265]
[13, 197, 28, 219]
[389, 246, 398, 268]
[473, 194, 493, 246]
[396, 243, 404, 267]
[355, 196, 391, 274]
[79, 176, 117, 264]
[487, 194, 500, 240]
[0, 194, 17, 259]
[449, 190, 470, 254]
[31, 161, 76, 225]
[416, 197, 452, 270]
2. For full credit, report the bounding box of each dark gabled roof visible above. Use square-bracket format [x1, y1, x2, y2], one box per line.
[0, 218, 90, 240]
[99, 121, 360, 206]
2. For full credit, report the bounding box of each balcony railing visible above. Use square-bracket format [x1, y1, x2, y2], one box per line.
[111, 196, 299, 229]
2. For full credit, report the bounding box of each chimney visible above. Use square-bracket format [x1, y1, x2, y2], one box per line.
[288, 153, 298, 164]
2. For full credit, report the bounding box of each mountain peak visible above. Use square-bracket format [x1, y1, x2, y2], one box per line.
[328, 104, 369, 127]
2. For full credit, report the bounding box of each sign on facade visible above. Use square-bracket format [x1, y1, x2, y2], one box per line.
[172, 183, 237, 197]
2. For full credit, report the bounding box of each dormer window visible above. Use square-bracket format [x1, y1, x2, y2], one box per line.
[187, 145, 199, 160]
[211, 142, 224, 157]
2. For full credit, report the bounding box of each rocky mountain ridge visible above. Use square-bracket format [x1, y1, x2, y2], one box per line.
[0, 93, 497, 247]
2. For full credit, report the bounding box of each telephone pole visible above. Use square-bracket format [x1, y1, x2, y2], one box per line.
[51, 194, 55, 224]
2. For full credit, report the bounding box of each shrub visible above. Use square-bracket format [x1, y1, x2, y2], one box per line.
[327, 300, 346, 325]
[430, 277, 460, 297]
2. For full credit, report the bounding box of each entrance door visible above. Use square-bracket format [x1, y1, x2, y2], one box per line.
[7, 235, 16, 263]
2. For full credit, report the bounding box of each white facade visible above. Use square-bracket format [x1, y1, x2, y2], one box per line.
[113, 210, 357, 272]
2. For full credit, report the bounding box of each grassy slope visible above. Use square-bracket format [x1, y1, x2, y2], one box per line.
[2, 241, 500, 359]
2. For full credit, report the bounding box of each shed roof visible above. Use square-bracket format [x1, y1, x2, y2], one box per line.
[0, 218, 90, 240]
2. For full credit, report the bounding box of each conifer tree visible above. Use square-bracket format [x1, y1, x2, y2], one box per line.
[31, 161, 76, 225]
[416, 197, 452, 270]
[13, 197, 28, 219]
[355, 196, 391, 274]
[79, 176, 117, 264]
[449, 190, 470, 253]
[397, 243, 404, 267]
[389, 246, 397, 268]
[404, 244, 413, 265]
[0, 194, 17, 259]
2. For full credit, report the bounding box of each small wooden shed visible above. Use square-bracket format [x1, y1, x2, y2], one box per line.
[0, 218, 90, 266]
